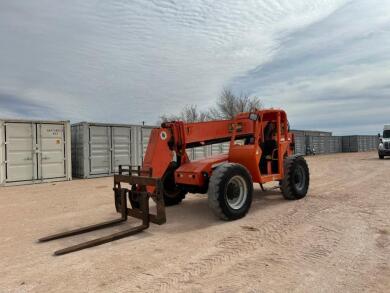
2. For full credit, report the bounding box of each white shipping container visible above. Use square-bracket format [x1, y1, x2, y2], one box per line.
[0, 119, 72, 186]
[71, 122, 155, 178]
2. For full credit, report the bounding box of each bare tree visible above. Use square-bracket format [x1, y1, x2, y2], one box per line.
[159, 105, 207, 123]
[159, 88, 262, 123]
[207, 88, 262, 120]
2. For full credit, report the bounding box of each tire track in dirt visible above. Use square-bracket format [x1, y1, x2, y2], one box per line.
[177, 214, 345, 293]
[120, 154, 385, 292]
[127, 199, 342, 292]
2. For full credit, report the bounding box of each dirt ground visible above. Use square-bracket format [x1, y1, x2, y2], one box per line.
[0, 152, 389, 293]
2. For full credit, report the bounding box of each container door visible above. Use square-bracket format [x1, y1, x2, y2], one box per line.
[4, 122, 36, 182]
[194, 146, 207, 159]
[89, 126, 111, 175]
[141, 128, 152, 163]
[38, 124, 66, 180]
[111, 127, 131, 173]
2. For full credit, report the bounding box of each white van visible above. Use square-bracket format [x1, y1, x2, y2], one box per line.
[378, 125, 390, 159]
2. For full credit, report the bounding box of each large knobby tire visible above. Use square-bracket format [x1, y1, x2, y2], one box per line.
[208, 163, 253, 221]
[162, 162, 187, 206]
[281, 155, 310, 200]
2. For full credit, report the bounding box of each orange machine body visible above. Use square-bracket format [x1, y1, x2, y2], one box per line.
[142, 109, 294, 192]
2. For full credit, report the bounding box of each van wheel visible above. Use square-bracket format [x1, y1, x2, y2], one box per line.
[208, 163, 253, 220]
[281, 156, 310, 200]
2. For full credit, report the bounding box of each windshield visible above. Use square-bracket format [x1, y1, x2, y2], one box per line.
[383, 130, 390, 138]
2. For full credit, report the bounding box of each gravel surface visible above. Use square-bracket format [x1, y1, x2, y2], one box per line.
[0, 152, 389, 292]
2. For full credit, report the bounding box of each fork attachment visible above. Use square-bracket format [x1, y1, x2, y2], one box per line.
[39, 167, 165, 256]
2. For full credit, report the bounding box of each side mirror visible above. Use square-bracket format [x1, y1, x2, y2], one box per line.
[378, 133, 381, 138]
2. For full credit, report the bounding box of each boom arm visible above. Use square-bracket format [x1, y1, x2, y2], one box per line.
[142, 118, 256, 180]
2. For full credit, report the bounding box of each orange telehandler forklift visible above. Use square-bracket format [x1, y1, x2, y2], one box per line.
[40, 109, 309, 255]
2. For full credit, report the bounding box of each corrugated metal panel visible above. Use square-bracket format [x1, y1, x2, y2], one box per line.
[342, 136, 379, 152]
[221, 142, 230, 153]
[141, 127, 153, 163]
[294, 135, 306, 155]
[4, 122, 35, 182]
[291, 130, 305, 136]
[89, 126, 111, 175]
[71, 122, 155, 178]
[292, 129, 332, 137]
[112, 127, 131, 173]
[211, 143, 223, 155]
[329, 136, 342, 153]
[193, 146, 207, 160]
[39, 123, 67, 179]
[71, 124, 84, 178]
[0, 119, 71, 186]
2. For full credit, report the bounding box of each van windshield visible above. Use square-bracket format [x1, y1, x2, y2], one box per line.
[384, 130, 390, 138]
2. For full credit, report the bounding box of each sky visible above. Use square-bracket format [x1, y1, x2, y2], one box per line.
[0, 0, 389, 134]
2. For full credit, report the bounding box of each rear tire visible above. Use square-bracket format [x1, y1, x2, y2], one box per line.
[208, 163, 253, 220]
[281, 155, 310, 200]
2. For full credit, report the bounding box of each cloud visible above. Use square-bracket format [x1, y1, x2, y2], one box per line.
[0, 92, 53, 119]
[230, 0, 390, 134]
[0, 0, 347, 126]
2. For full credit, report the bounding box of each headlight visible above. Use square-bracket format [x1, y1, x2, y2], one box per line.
[379, 143, 384, 150]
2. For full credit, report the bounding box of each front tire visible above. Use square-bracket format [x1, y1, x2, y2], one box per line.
[379, 154, 384, 159]
[281, 155, 310, 200]
[208, 163, 253, 220]
[162, 162, 187, 206]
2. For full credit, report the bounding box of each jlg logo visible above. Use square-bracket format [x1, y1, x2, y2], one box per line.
[160, 131, 167, 140]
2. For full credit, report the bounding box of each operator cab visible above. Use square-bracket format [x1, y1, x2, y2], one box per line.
[230, 110, 292, 181]
[260, 121, 278, 175]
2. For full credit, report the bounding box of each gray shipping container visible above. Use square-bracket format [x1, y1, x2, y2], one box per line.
[187, 142, 230, 161]
[292, 129, 332, 137]
[342, 136, 379, 152]
[305, 136, 342, 155]
[71, 122, 154, 178]
[0, 119, 72, 186]
[294, 135, 306, 155]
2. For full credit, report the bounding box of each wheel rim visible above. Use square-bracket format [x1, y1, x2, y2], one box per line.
[225, 175, 247, 210]
[293, 165, 306, 192]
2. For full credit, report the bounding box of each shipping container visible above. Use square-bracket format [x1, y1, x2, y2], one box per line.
[328, 136, 343, 153]
[342, 136, 379, 152]
[305, 136, 342, 155]
[0, 119, 72, 186]
[71, 122, 154, 178]
[292, 129, 332, 137]
[294, 135, 306, 155]
[186, 142, 230, 161]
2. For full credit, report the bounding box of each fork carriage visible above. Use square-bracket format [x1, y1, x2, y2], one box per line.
[39, 165, 165, 255]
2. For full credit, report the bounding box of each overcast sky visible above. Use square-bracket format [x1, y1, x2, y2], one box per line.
[0, 0, 389, 134]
